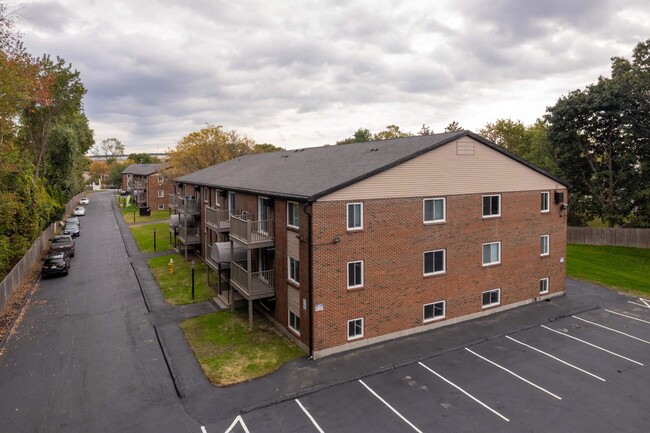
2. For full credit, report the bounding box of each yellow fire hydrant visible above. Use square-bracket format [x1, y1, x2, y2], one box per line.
[168, 258, 174, 274]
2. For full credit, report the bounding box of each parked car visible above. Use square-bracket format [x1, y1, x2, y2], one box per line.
[63, 222, 80, 237]
[79, 197, 89, 205]
[73, 206, 86, 216]
[49, 235, 75, 257]
[42, 251, 70, 277]
[67, 216, 81, 227]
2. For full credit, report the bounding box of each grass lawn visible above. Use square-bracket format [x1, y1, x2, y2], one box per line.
[567, 244, 650, 295]
[117, 197, 169, 224]
[148, 253, 214, 305]
[130, 222, 172, 253]
[181, 310, 305, 386]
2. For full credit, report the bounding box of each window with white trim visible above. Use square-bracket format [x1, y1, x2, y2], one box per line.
[158, 175, 164, 184]
[423, 198, 445, 223]
[541, 235, 550, 256]
[289, 311, 300, 334]
[482, 288, 500, 308]
[347, 260, 364, 289]
[204, 188, 209, 202]
[423, 301, 445, 322]
[541, 192, 550, 213]
[157, 190, 164, 198]
[347, 202, 363, 230]
[482, 194, 501, 218]
[347, 318, 364, 340]
[158, 204, 164, 210]
[288, 257, 300, 285]
[423, 249, 446, 275]
[482, 242, 501, 266]
[287, 201, 299, 228]
[540, 278, 549, 294]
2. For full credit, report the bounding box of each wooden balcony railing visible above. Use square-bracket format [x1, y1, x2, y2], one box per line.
[229, 215, 274, 247]
[178, 226, 200, 245]
[205, 206, 237, 232]
[230, 261, 274, 299]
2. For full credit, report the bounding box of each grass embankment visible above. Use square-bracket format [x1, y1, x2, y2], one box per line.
[130, 222, 172, 253]
[147, 253, 214, 304]
[117, 196, 169, 224]
[181, 310, 305, 386]
[567, 244, 650, 295]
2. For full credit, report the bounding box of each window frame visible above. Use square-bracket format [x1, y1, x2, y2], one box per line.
[347, 202, 363, 231]
[482, 288, 501, 308]
[482, 194, 501, 218]
[347, 260, 364, 289]
[482, 241, 501, 266]
[423, 197, 446, 224]
[347, 318, 364, 340]
[540, 235, 550, 257]
[541, 191, 550, 213]
[423, 249, 446, 276]
[157, 204, 165, 210]
[288, 257, 300, 285]
[158, 175, 164, 184]
[423, 300, 446, 323]
[157, 190, 165, 198]
[287, 201, 299, 229]
[540, 277, 549, 294]
[288, 310, 300, 335]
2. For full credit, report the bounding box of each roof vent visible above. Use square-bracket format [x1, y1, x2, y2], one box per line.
[370, 148, 379, 152]
[281, 154, 289, 158]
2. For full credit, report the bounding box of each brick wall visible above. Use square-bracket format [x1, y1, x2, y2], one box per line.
[147, 173, 174, 210]
[310, 190, 567, 353]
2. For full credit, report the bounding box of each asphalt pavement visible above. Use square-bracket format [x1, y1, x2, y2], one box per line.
[0, 190, 644, 433]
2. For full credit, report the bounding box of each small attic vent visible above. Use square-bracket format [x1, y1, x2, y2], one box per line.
[456, 141, 475, 155]
[370, 148, 379, 152]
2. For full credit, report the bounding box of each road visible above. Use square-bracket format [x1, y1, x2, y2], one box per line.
[0, 191, 199, 433]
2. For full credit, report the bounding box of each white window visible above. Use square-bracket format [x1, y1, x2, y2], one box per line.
[541, 235, 550, 256]
[423, 198, 445, 223]
[347, 318, 364, 340]
[347, 260, 364, 289]
[288, 257, 300, 285]
[541, 192, 550, 213]
[423, 249, 446, 275]
[423, 301, 445, 322]
[127, 174, 133, 179]
[157, 190, 164, 198]
[158, 175, 164, 184]
[289, 311, 300, 335]
[540, 278, 549, 294]
[482, 242, 501, 266]
[228, 192, 236, 216]
[157, 204, 164, 210]
[482, 289, 500, 308]
[204, 188, 209, 202]
[482, 194, 501, 218]
[287, 201, 299, 228]
[347, 202, 363, 230]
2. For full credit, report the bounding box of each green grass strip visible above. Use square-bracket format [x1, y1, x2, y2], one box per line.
[147, 253, 214, 305]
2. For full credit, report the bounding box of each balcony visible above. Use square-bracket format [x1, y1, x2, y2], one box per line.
[205, 206, 237, 233]
[229, 215, 274, 248]
[178, 226, 201, 245]
[230, 261, 275, 299]
[134, 180, 147, 190]
[134, 191, 146, 205]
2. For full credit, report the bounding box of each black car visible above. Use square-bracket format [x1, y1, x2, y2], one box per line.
[63, 222, 80, 237]
[42, 251, 70, 277]
[50, 235, 75, 257]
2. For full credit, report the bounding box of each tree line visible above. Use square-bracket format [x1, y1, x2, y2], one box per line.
[1, 5, 93, 277]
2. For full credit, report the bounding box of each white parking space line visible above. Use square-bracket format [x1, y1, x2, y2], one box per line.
[358, 379, 424, 433]
[295, 399, 325, 433]
[224, 415, 250, 433]
[201, 427, 207, 433]
[628, 298, 650, 309]
[505, 336, 606, 382]
[465, 348, 562, 400]
[541, 325, 643, 366]
[573, 316, 650, 345]
[418, 362, 510, 422]
[605, 309, 650, 325]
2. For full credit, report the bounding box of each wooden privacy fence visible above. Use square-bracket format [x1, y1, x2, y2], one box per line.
[568, 227, 650, 249]
[0, 192, 86, 310]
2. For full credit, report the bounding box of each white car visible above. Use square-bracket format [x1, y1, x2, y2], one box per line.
[73, 206, 86, 216]
[79, 198, 89, 205]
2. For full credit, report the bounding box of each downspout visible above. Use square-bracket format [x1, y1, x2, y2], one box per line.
[303, 201, 314, 358]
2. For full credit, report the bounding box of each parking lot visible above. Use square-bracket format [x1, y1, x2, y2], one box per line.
[206, 300, 650, 432]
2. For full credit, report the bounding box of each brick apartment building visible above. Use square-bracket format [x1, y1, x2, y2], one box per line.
[172, 131, 569, 358]
[121, 163, 173, 211]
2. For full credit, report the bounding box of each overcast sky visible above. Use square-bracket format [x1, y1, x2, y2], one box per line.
[11, 0, 650, 153]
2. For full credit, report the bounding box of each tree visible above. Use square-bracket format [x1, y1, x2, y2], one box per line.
[128, 153, 154, 164]
[88, 160, 109, 185]
[253, 143, 284, 153]
[108, 161, 131, 187]
[546, 39, 650, 227]
[444, 121, 464, 132]
[166, 124, 256, 177]
[92, 137, 125, 162]
[373, 125, 412, 140]
[336, 128, 373, 145]
[419, 124, 432, 136]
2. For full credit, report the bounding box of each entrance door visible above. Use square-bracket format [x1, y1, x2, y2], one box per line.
[258, 197, 271, 234]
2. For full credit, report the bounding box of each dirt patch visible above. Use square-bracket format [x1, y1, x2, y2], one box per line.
[0, 265, 40, 348]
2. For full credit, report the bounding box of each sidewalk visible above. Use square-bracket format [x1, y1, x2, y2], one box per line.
[111, 199, 621, 419]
